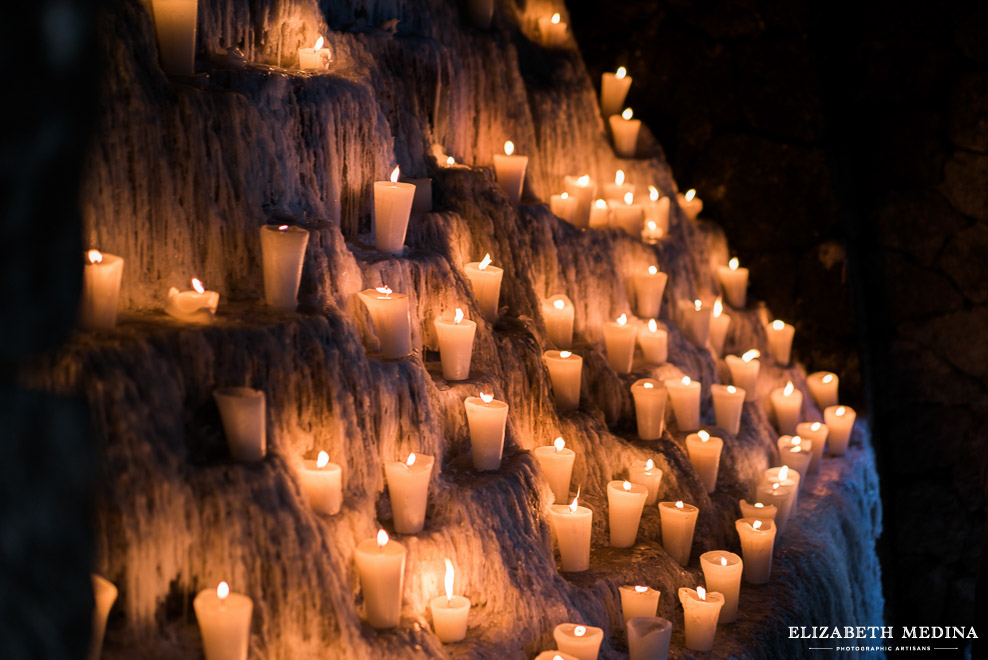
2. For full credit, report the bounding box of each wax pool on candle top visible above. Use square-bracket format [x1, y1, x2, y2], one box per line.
[824, 405, 856, 455]
[299, 451, 343, 515]
[355, 531, 407, 629]
[493, 141, 528, 204]
[665, 376, 701, 432]
[165, 277, 219, 323]
[634, 265, 668, 319]
[601, 66, 632, 119]
[725, 349, 761, 401]
[80, 249, 124, 329]
[607, 480, 648, 547]
[89, 574, 117, 660]
[544, 350, 583, 410]
[464, 253, 504, 321]
[542, 294, 575, 348]
[534, 437, 575, 503]
[659, 500, 698, 566]
[553, 623, 604, 660]
[385, 453, 434, 534]
[610, 107, 641, 157]
[637, 319, 668, 364]
[357, 286, 412, 359]
[464, 393, 509, 470]
[631, 378, 668, 440]
[429, 558, 470, 643]
[194, 581, 253, 660]
[373, 166, 416, 254]
[434, 308, 477, 381]
[679, 586, 724, 651]
[700, 551, 743, 623]
[619, 585, 660, 622]
[213, 387, 266, 462]
[260, 224, 309, 311]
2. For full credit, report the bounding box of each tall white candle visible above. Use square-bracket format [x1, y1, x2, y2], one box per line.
[553, 623, 604, 660]
[628, 458, 663, 504]
[542, 294, 575, 348]
[297, 36, 331, 70]
[710, 384, 745, 435]
[725, 349, 760, 401]
[700, 551, 743, 623]
[193, 581, 253, 660]
[633, 266, 668, 319]
[299, 451, 343, 516]
[384, 453, 434, 534]
[807, 371, 839, 409]
[824, 405, 856, 455]
[430, 559, 470, 643]
[213, 387, 266, 462]
[735, 518, 776, 584]
[260, 224, 309, 311]
[796, 421, 828, 472]
[619, 585, 661, 622]
[610, 108, 641, 157]
[550, 192, 577, 224]
[150, 0, 198, 76]
[777, 436, 812, 485]
[357, 286, 412, 359]
[374, 166, 416, 254]
[601, 67, 632, 119]
[665, 376, 701, 432]
[434, 308, 477, 381]
[603, 313, 637, 374]
[563, 175, 595, 228]
[766, 319, 795, 365]
[627, 617, 672, 660]
[678, 586, 724, 651]
[80, 250, 124, 329]
[493, 141, 528, 204]
[770, 380, 803, 435]
[464, 393, 509, 470]
[550, 493, 592, 572]
[659, 500, 698, 566]
[686, 431, 723, 493]
[603, 169, 635, 201]
[708, 297, 731, 357]
[534, 437, 575, 503]
[609, 192, 645, 234]
[607, 480, 648, 547]
[637, 319, 668, 364]
[677, 189, 703, 220]
[165, 277, 219, 323]
[544, 350, 583, 410]
[89, 574, 117, 660]
[354, 530, 406, 629]
[716, 257, 748, 309]
[678, 298, 712, 347]
[464, 253, 504, 322]
[739, 498, 777, 522]
[631, 378, 668, 440]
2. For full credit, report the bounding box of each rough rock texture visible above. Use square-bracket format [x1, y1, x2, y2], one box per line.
[22, 0, 883, 658]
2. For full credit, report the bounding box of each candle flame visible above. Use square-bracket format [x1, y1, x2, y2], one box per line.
[792, 435, 802, 446]
[444, 558, 455, 600]
[87, 249, 103, 264]
[649, 185, 659, 201]
[454, 308, 464, 324]
[754, 502, 764, 508]
[675, 500, 684, 509]
[191, 278, 204, 294]
[553, 299, 565, 310]
[643, 382, 654, 389]
[623, 480, 632, 491]
[772, 319, 785, 331]
[823, 373, 834, 384]
[551, 12, 560, 23]
[778, 465, 790, 480]
[792, 445, 802, 453]
[648, 265, 658, 275]
[316, 451, 329, 469]
[836, 406, 846, 416]
[446, 156, 455, 166]
[577, 175, 590, 187]
[595, 199, 607, 209]
[648, 319, 657, 332]
[720, 556, 728, 567]
[727, 385, 736, 394]
[772, 482, 780, 491]
[561, 192, 569, 199]
[559, 350, 572, 358]
[729, 257, 739, 270]
[697, 586, 707, 601]
[617, 313, 628, 326]
[217, 581, 230, 601]
[554, 437, 565, 452]
[375, 285, 392, 298]
[742, 349, 760, 361]
[681, 376, 691, 386]
[685, 189, 696, 202]
[783, 381, 794, 396]
[278, 224, 289, 231]
[377, 529, 389, 548]
[621, 108, 633, 120]
[390, 166, 400, 183]
[694, 299, 702, 311]
[406, 453, 416, 467]
[623, 191, 634, 205]
[811, 422, 822, 431]
[753, 520, 763, 530]
[713, 297, 723, 318]
[569, 487, 580, 512]
[478, 253, 492, 270]
[480, 392, 494, 404]
[314, 36, 324, 50]
[698, 430, 709, 442]
[504, 141, 515, 156]
[645, 459, 654, 470]
[615, 169, 625, 185]
[635, 585, 648, 593]
[574, 626, 587, 637]
[616, 66, 627, 79]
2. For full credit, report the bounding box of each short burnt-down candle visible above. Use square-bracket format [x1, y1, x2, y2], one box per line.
[493, 141, 528, 204]
[588, 199, 610, 228]
[373, 166, 416, 254]
[628, 458, 663, 505]
[679, 586, 724, 652]
[166, 277, 219, 323]
[711, 384, 745, 435]
[700, 551, 743, 623]
[603, 313, 636, 374]
[725, 349, 760, 401]
[550, 492, 592, 572]
[665, 376, 701, 432]
[434, 308, 477, 381]
[735, 518, 776, 584]
[767, 319, 795, 365]
[260, 224, 309, 311]
[464, 392, 508, 470]
[633, 265, 668, 320]
[534, 437, 575, 504]
[563, 174, 595, 228]
[739, 499, 778, 522]
[194, 581, 253, 660]
[716, 257, 748, 309]
[686, 431, 723, 493]
[385, 452, 434, 534]
[807, 371, 839, 409]
[677, 188, 703, 221]
[659, 500, 698, 566]
[542, 294, 575, 349]
[778, 436, 812, 485]
[708, 297, 730, 357]
[430, 559, 470, 643]
[355, 530, 406, 629]
[544, 350, 583, 411]
[824, 405, 856, 455]
[550, 191, 577, 224]
[464, 253, 504, 322]
[357, 285, 412, 359]
[80, 249, 124, 329]
[609, 192, 645, 235]
[538, 12, 568, 48]
[553, 623, 604, 660]
[619, 585, 660, 623]
[627, 617, 672, 660]
[796, 421, 829, 472]
[299, 451, 343, 516]
[150, 0, 198, 76]
[678, 298, 712, 348]
[771, 380, 803, 435]
[89, 574, 117, 660]
[297, 35, 331, 70]
[631, 379, 668, 440]
[601, 66, 632, 119]
[607, 480, 648, 548]
[637, 319, 668, 364]
[213, 387, 266, 462]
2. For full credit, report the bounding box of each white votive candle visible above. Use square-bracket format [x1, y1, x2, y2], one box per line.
[677, 189, 703, 220]
[464, 393, 508, 470]
[434, 308, 477, 381]
[770, 380, 803, 435]
[165, 277, 219, 323]
[588, 199, 610, 228]
[150, 0, 198, 76]
[80, 250, 124, 329]
[550, 495, 592, 572]
[213, 387, 265, 462]
[493, 141, 528, 204]
[665, 376, 701, 432]
[603, 169, 635, 201]
[543, 294, 575, 348]
[739, 499, 777, 522]
[554, 623, 604, 660]
[538, 12, 568, 47]
[659, 500, 698, 566]
[824, 405, 856, 455]
[628, 458, 663, 505]
[755, 469, 798, 532]
[534, 437, 576, 503]
[374, 167, 416, 254]
[430, 559, 469, 643]
[725, 349, 760, 401]
[778, 436, 812, 485]
[297, 35, 331, 70]
[550, 192, 577, 224]
[620, 585, 661, 622]
[631, 378, 668, 440]
[678, 586, 724, 651]
[357, 286, 412, 359]
[637, 319, 668, 364]
[627, 617, 672, 660]
[603, 313, 636, 374]
[544, 350, 583, 411]
[766, 319, 795, 365]
[686, 431, 723, 493]
[711, 384, 745, 435]
[796, 421, 829, 473]
[385, 453, 434, 534]
[807, 371, 839, 409]
[716, 257, 748, 309]
[464, 253, 504, 322]
[563, 175, 595, 228]
[633, 265, 668, 319]
[678, 298, 712, 347]
[89, 574, 117, 660]
[609, 192, 645, 234]
[601, 67, 632, 120]
[709, 297, 731, 357]
[260, 224, 309, 311]
[194, 581, 253, 660]
[735, 518, 776, 584]
[354, 530, 406, 629]
[607, 480, 648, 547]
[299, 451, 343, 516]
[700, 551, 743, 623]
[610, 108, 641, 157]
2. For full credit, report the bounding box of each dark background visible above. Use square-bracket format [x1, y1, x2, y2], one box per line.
[569, 0, 988, 645]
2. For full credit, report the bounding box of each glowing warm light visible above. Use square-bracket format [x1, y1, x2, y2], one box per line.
[643, 382, 654, 389]
[316, 451, 329, 469]
[444, 558, 455, 601]
[675, 500, 684, 509]
[376, 530, 390, 549]
[616, 66, 627, 79]
[624, 191, 634, 205]
[278, 224, 288, 231]
[623, 481, 632, 491]
[727, 385, 737, 394]
[551, 12, 560, 23]
[685, 189, 696, 202]
[87, 249, 103, 264]
[617, 313, 628, 326]
[446, 156, 455, 166]
[681, 376, 691, 386]
[191, 278, 205, 294]
[694, 299, 702, 311]
[772, 319, 785, 331]
[559, 350, 572, 358]
[375, 285, 392, 298]
[697, 586, 707, 601]
[753, 520, 763, 530]
[621, 108, 633, 121]
[217, 581, 230, 601]
[823, 373, 834, 383]
[811, 422, 822, 431]
[742, 349, 760, 362]
[313, 36, 324, 50]
[478, 253, 492, 270]
[729, 257, 739, 270]
[720, 556, 728, 567]
[648, 265, 658, 275]
[554, 437, 565, 452]
[635, 585, 649, 593]
[454, 308, 465, 324]
[754, 502, 764, 508]
[713, 297, 723, 318]
[698, 430, 710, 442]
[504, 141, 515, 156]
[772, 482, 780, 492]
[615, 169, 625, 185]
[836, 406, 846, 416]
[792, 436, 802, 447]
[569, 488, 581, 513]
[783, 381, 794, 397]
[595, 199, 607, 209]
[577, 175, 590, 187]
[645, 459, 655, 470]
[792, 445, 802, 453]
[574, 626, 587, 637]
[480, 392, 494, 404]
[390, 166, 400, 183]
[554, 299, 565, 310]
[778, 465, 790, 481]
[406, 453, 416, 467]
[561, 192, 569, 199]
[649, 185, 659, 202]
[647, 319, 657, 332]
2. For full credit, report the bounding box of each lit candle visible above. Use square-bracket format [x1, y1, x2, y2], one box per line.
[553, 623, 604, 660]
[603, 169, 635, 201]
[708, 297, 730, 357]
[165, 277, 219, 323]
[716, 257, 748, 309]
[538, 12, 568, 47]
[628, 458, 663, 504]
[607, 480, 648, 547]
[610, 107, 641, 158]
[299, 451, 343, 516]
[213, 387, 266, 462]
[677, 188, 703, 220]
[89, 574, 117, 660]
[464, 253, 504, 322]
[544, 350, 583, 411]
[550, 191, 577, 224]
[430, 558, 470, 643]
[193, 581, 253, 660]
[493, 141, 528, 204]
[627, 617, 672, 660]
[297, 35, 331, 70]
[766, 319, 795, 365]
[608, 191, 644, 234]
[354, 530, 407, 629]
[664, 376, 701, 432]
[678, 298, 712, 347]
[643, 186, 670, 235]
[637, 319, 668, 364]
[464, 392, 509, 470]
[357, 285, 412, 359]
[603, 313, 637, 374]
[563, 175, 595, 228]
[699, 551, 743, 623]
[601, 66, 632, 120]
[633, 265, 668, 319]
[710, 384, 745, 436]
[260, 224, 309, 311]
[533, 652, 580, 660]
[588, 198, 610, 228]
[434, 308, 477, 381]
[807, 371, 839, 409]
[631, 378, 668, 440]
[824, 405, 856, 455]
[770, 380, 803, 435]
[542, 294, 575, 348]
[619, 584, 660, 622]
[678, 586, 724, 651]
[686, 431, 723, 493]
[384, 452, 434, 534]
[534, 437, 575, 503]
[80, 249, 124, 329]
[642, 219, 665, 244]
[150, 0, 198, 76]
[777, 436, 812, 485]
[739, 498, 777, 522]
[549, 492, 593, 571]
[725, 349, 760, 401]
[373, 166, 416, 254]
[796, 421, 829, 472]
[755, 467, 798, 532]
[658, 500, 698, 566]
[735, 518, 776, 584]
